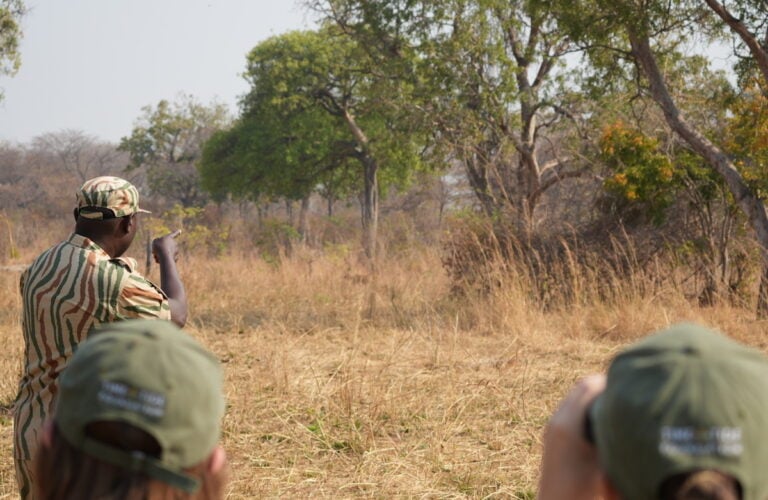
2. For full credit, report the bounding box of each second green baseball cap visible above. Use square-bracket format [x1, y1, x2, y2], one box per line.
[590, 323, 768, 500]
[55, 319, 225, 493]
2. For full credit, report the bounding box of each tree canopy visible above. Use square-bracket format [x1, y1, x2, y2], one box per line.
[120, 95, 230, 207]
[311, 0, 593, 233]
[545, 0, 768, 311]
[199, 27, 426, 259]
[0, 0, 25, 100]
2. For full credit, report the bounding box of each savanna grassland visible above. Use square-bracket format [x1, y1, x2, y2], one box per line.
[1, 217, 767, 499]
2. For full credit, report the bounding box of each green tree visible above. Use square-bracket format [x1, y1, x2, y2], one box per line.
[0, 0, 25, 100]
[311, 0, 591, 234]
[199, 28, 424, 260]
[550, 0, 768, 312]
[120, 95, 230, 207]
[598, 119, 745, 304]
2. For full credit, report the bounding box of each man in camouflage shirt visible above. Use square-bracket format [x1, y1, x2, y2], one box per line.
[13, 176, 188, 499]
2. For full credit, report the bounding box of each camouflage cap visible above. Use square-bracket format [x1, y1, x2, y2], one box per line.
[76, 176, 150, 219]
[55, 319, 225, 493]
[590, 323, 768, 500]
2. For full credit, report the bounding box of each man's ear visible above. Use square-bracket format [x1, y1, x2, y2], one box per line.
[207, 445, 227, 474]
[119, 214, 135, 235]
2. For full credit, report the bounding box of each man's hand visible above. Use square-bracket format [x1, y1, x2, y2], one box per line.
[152, 229, 181, 264]
[150, 229, 187, 327]
[538, 374, 606, 500]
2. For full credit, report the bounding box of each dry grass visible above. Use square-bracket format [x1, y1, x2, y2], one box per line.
[1, 237, 767, 499]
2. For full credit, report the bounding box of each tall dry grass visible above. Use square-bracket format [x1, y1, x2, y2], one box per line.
[0, 220, 767, 499]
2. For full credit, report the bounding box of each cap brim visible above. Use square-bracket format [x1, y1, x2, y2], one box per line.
[78, 436, 200, 493]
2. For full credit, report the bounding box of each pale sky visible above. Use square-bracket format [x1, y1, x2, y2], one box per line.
[0, 0, 315, 144]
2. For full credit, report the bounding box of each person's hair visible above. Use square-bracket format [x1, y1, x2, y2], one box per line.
[659, 470, 741, 500]
[34, 422, 226, 500]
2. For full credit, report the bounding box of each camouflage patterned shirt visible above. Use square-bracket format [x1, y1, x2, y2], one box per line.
[13, 233, 171, 462]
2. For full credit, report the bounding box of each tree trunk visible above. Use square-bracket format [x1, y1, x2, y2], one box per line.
[464, 156, 499, 218]
[703, 0, 768, 85]
[340, 107, 380, 265]
[629, 29, 768, 315]
[285, 199, 294, 226]
[361, 156, 379, 262]
[257, 203, 266, 228]
[298, 195, 310, 244]
[759, 264, 768, 314]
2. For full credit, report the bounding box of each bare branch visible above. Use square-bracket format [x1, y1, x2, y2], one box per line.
[704, 0, 768, 84]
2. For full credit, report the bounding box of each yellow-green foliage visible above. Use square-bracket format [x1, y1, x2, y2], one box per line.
[0, 213, 19, 261]
[725, 82, 768, 198]
[147, 204, 230, 256]
[600, 121, 677, 224]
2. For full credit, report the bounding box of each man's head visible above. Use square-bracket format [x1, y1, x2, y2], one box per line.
[73, 176, 149, 256]
[42, 319, 226, 496]
[76, 176, 150, 220]
[590, 323, 768, 500]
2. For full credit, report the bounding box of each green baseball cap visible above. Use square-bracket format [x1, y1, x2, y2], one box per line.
[55, 319, 225, 493]
[76, 176, 151, 219]
[591, 323, 768, 500]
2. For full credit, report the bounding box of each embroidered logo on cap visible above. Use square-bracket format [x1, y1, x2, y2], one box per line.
[98, 381, 167, 419]
[659, 426, 743, 457]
